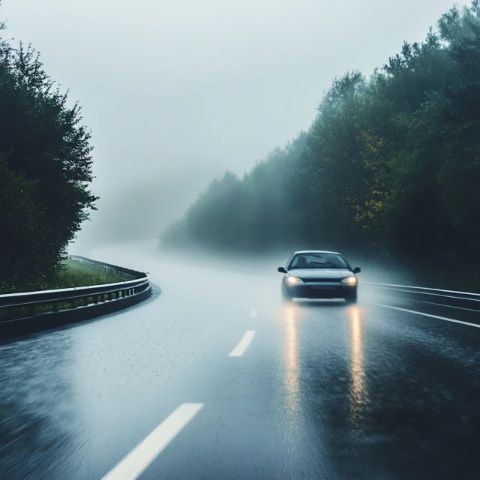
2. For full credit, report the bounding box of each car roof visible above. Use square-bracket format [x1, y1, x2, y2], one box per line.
[292, 250, 341, 255]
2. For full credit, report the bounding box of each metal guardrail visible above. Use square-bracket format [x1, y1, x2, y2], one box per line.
[366, 282, 480, 312]
[0, 256, 152, 338]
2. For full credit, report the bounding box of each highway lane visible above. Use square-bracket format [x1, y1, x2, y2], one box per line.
[0, 243, 479, 479]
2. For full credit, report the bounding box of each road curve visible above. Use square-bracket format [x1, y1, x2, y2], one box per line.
[0, 244, 479, 480]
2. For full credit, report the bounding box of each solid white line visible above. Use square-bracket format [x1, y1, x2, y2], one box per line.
[374, 286, 480, 303]
[410, 298, 480, 313]
[229, 330, 255, 357]
[370, 303, 480, 329]
[102, 403, 204, 480]
[365, 281, 480, 297]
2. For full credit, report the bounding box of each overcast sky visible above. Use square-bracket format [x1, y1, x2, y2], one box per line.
[1, 0, 471, 247]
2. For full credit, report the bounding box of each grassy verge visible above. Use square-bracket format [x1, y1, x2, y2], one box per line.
[50, 258, 133, 289]
[0, 258, 135, 295]
[0, 258, 138, 322]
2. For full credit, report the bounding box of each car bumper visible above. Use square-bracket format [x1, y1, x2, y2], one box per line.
[284, 284, 356, 299]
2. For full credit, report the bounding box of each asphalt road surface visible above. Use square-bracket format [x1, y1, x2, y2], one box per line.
[0, 244, 479, 479]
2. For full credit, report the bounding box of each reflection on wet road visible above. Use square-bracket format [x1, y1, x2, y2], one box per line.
[0, 245, 479, 479]
[348, 305, 366, 419]
[283, 303, 299, 416]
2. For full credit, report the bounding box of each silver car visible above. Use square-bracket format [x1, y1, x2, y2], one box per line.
[277, 250, 361, 303]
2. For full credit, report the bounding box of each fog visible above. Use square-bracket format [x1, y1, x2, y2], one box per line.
[1, 0, 470, 250]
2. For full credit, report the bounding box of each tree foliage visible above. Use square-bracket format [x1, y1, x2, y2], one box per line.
[164, 2, 480, 271]
[0, 17, 97, 292]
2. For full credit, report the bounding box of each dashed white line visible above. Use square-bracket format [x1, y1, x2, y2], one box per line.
[229, 330, 256, 357]
[101, 403, 204, 480]
[371, 303, 480, 329]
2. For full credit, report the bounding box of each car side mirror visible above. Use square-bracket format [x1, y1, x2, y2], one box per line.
[353, 267, 361, 274]
[277, 267, 287, 274]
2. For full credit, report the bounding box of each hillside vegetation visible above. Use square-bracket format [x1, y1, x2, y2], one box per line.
[164, 2, 480, 279]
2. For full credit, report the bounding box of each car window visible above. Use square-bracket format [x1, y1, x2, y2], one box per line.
[289, 253, 348, 269]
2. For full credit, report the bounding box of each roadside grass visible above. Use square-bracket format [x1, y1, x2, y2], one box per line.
[0, 258, 134, 295]
[0, 258, 136, 321]
[51, 258, 133, 289]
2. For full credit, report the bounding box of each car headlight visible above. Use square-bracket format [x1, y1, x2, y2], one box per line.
[285, 275, 303, 287]
[341, 276, 357, 286]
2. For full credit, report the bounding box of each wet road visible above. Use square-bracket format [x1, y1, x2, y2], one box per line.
[0, 244, 479, 479]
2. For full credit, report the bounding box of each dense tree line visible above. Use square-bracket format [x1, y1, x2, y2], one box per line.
[0, 15, 96, 292]
[164, 2, 480, 271]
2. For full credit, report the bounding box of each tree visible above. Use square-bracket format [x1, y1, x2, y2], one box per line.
[0, 17, 97, 292]
[163, 2, 480, 279]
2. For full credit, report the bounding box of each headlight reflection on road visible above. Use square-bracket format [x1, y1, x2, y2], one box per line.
[348, 305, 367, 420]
[283, 303, 300, 415]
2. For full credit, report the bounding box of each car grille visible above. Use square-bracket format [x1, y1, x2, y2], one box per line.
[302, 278, 340, 283]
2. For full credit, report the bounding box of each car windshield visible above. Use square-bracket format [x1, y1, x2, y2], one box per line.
[288, 253, 348, 270]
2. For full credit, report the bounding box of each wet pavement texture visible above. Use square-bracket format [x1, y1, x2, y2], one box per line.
[0, 245, 479, 479]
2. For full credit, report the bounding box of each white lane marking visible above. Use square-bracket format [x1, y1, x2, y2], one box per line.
[371, 303, 480, 329]
[229, 330, 255, 357]
[374, 286, 480, 304]
[411, 298, 480, 313]
[102, 403, 203, 480]
[365, 281, 480, 297]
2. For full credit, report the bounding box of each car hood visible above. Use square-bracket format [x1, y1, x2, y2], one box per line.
[287, 268, 353, 279]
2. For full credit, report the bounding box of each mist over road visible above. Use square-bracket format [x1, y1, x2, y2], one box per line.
[0, 244, 479, 479]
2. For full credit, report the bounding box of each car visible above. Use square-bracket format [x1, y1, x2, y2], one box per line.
[277, 250, 361, 303]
